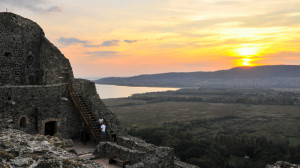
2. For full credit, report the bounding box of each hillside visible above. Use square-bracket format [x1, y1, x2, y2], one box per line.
[95, 65, 300, 88]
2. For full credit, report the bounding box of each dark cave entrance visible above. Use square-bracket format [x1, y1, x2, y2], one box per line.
[45, 121, 57, 136]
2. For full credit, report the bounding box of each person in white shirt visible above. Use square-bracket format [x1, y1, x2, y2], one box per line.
[101, 123, 106, 141]
[99, 118, 104, 124]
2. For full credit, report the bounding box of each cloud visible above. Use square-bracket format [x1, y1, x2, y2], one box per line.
[83, 44, 101, 48]
[58, 37, 86, 46]
[44, 6, 61, 13]
[255, 51, 300, 65]
[58, 37, 99, 48]
[124, 40, 137, 43]
[85, 51, 119, 57]
[267, 51, 300, 59]
[101, 40, 119, 46]
[183, 7, 300, 29]
[214, 1, 244, 6]
[0, 0, 62, 13]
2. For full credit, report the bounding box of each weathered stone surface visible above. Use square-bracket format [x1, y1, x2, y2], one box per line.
[63, 139, 74, 147]
[266, 161, 300, 168]
[0, 12, 73, 86]
[94, 141, 146, 163]
[116, 135, 157, 152]
[125, 162, 144, 168]
[0, 128, 106, 168]
[94, 135, 175, 168]
[0, 84, 83, 139]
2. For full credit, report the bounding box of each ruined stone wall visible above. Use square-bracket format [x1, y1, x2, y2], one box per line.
[72, 79, 124, 135]
[0, 84, 82, 139]
[0, 12, 73, 86]
[94, 135, 175, 168]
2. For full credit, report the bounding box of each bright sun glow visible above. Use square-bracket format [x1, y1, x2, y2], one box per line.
[236, 47, 258, 56]
[242, 58, 252, 66]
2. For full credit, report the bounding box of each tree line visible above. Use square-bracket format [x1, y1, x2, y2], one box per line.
[130, 88, 300, 105]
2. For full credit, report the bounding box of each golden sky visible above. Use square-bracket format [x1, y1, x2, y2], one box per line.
[1, 0, 300, 77]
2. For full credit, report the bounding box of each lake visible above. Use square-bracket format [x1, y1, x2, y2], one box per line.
[95, 84, 179, 99]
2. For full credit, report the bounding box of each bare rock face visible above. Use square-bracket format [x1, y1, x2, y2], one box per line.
[0, 12, 73, 85]
[0, 128, 105, 168]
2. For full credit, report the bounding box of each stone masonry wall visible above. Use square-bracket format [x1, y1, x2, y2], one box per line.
[0, 84, 82, 139]
[95, 141, 147, 164]
[0, 12, 73, 86]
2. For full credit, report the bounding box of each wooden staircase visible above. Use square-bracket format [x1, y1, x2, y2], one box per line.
[67, 83, 102, 143]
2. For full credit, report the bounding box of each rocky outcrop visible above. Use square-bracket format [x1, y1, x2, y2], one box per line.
[266, 161, 300, 168]
[0, 128, 105, 168]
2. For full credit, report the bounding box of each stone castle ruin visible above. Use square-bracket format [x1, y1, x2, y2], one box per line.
[0, 12, 199, 167]
[0, 12, 121, 139]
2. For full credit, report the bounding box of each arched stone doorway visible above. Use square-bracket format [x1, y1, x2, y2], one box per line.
[18, 115, 29, 129]
[42, 118, 59, 136]
[20, 117, 27, 128]
[45, 121, 57, 136]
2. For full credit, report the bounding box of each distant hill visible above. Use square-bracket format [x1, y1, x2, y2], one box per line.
[95, 65, 300, 88]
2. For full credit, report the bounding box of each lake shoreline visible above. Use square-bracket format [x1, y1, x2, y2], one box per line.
[95, 84, 179, 99]
[94, 82, 182, 88]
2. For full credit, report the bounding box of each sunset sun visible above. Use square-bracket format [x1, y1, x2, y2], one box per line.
[235, 47, 259, 67]
[241, 58, 252, 66]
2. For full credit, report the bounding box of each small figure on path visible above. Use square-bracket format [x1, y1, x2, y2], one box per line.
[111, 130, 117, 142]
[101, 122, 106, 141]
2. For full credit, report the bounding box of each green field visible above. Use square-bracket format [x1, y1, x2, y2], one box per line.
[103, 88, 300, 167]
[104, 99, 300, 144]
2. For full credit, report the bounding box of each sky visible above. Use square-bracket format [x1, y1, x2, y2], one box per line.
[1, 0, 300, 77]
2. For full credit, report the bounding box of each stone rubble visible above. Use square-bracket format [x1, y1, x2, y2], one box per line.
[0, 128, 106, 168]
